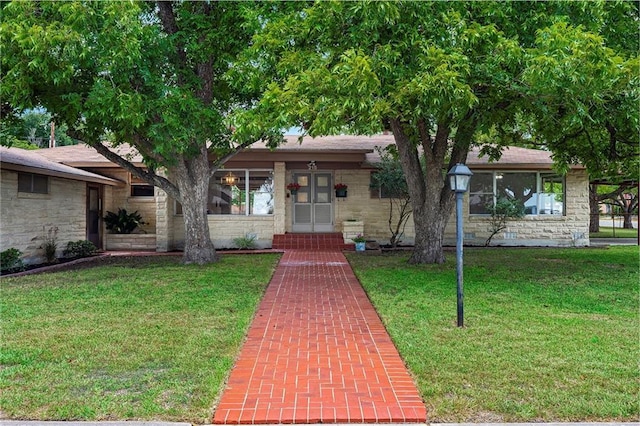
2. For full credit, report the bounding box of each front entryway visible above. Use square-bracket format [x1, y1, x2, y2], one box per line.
[292, 172, 334, 232]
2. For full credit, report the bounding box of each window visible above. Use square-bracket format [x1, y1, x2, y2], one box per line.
[469, 173, 493, 214]
[369, 171, 403, 199]
[130, 174, 154, 197]
[18, 172, 49, 194]
[175, 169, 274, 216]
[469, 171, 565, 216]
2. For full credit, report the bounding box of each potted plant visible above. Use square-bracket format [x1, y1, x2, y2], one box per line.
[353, 234, 366, 252]
[104, 208, 146, 234]
[286, 182, 301, 194]
[334, 183, 348, 198]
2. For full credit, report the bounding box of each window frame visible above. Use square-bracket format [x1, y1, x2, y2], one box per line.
[469, 170, 566, 217]
[18, 172, 49, 194]
[129, 173, 155, 197]
[174, 168, 274, 216]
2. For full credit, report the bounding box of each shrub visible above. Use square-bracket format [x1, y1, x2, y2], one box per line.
[233, 233, 257, 250]
[1, 248, 25, 273]
[485, 198, 526, 246]
[63, 240, 97, 258]
[41, 226, 59, 263]
[104, 208, 146, 234]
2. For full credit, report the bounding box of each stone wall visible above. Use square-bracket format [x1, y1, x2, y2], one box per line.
[1, 169, 87, 264]
[172, 215, 276, 250]
[160, 166, 590, 251]
[106, 234, 157, 251]
[452, 169, 590, 246]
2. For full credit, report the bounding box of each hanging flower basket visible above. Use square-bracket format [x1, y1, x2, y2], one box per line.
[334, 183, 348, 198]
[287, 182, 301, 194]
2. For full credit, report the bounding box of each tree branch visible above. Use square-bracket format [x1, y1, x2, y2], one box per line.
[67, 129, 180, 200]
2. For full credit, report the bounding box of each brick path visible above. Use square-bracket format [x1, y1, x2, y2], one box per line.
[212, 250, 427, 424]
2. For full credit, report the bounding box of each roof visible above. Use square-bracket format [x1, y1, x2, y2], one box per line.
[249, 135, 387, 153]
[35, 136, 576, 170]
[467, 146, 558, 169]
[0, 146, 123, 186]
[37, 143, 144, 167]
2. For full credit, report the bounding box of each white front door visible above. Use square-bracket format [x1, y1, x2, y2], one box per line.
[292, 172, 334, 232]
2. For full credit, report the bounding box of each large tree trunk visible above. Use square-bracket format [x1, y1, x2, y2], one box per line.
[589, 184, 600, 233]
[172, 150, 217, 264]
[391, 118, 460, 264]
[391, 115, 475, 264]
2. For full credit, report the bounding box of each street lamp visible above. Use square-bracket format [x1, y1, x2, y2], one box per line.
[448, 163, 473, 327]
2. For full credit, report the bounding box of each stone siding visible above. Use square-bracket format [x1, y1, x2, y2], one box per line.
[158, 166, 589, 251]
[172, 215, 275, 249]
[88, 168, 156, 234]
[452, 169, 590, 246]
[1, 169, 87, 264]
[105, 234, 157, 251]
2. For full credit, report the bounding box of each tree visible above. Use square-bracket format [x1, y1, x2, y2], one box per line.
[484, 198, 526, 246]
[370, 146, 412, 248]
[1, 109, 77, 147]
[1, 1, 289, 264]
[591, 182, 638, 231]
[245, 1, 636, 263]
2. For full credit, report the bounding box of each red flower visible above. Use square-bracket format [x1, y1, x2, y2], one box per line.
[334, 183, 348, 190]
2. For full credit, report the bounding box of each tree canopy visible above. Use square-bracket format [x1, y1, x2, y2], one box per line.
[1, 1, 294, 264]
[242, 0, 638, 263]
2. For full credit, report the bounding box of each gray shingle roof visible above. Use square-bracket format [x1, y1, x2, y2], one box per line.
[1, 146, 122, 185]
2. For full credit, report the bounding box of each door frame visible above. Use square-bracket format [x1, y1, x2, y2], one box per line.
[291, 171, 334, 232]
[86, 184, 103, 249]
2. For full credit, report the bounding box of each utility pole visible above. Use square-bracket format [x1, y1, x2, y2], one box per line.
[49, 121, 56, 148]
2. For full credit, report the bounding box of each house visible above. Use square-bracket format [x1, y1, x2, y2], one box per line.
[0, 146, 121, 264]
[5, 135, 589, 261]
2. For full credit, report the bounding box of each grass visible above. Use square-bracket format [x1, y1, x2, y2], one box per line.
[347, 246, 639, 422]
[590, 226, 638, 239]
[0, 254, 280, 422]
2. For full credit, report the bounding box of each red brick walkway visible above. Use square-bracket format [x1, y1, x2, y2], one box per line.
[212, 250, 427, 424]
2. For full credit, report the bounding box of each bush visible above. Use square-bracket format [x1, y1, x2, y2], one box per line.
[233, 233, 257, 250]
[63, 240, 97, 258]
[104, 208, 146, 234]
[41, 226, 59, 263]
[1, 248, 25, 273]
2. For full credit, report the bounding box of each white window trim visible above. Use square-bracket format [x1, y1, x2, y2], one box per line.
[469, 170, 566, 217]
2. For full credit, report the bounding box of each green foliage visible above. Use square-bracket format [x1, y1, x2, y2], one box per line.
[485, 198, 526, 246]
[41, 226, 58, 264]
[62, 240, 97, 259]
[232, 233, 258, 250]
[0, 1, 299, 263]
[0, 248, 25, 273]
[0, 109, 77, 148]
[104, 208, 146, 234]
[240, 0, 637, 263]
[370, 146, 412, 247]
[352, 234, 366, 243]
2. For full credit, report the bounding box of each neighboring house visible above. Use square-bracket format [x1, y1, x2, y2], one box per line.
[27, 135, 588, 255]
[0, 146, 121, 264]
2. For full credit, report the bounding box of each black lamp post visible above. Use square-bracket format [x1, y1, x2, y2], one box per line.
[448, 163, 473, 327]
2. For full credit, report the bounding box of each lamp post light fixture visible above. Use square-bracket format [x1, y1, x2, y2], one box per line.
[447, 163, 473, 327]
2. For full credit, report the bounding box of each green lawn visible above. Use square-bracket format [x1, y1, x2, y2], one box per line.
[347, 246, 639, 422]
[0, 254, 280, 422]
[590, 226, 638, 239]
